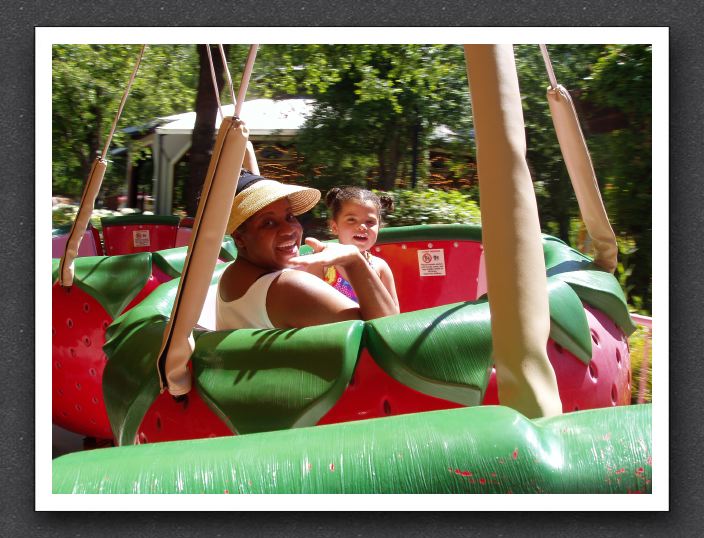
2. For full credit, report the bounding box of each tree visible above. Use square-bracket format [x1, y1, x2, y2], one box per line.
[185, 44, 229, 216]
[584, 45, 653, 312]
[514, 44, 652, 311]
[52, 44, 197, 200]
[247, 44, 473, 192]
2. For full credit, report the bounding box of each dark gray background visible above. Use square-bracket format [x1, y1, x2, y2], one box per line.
[1, 0, 699, 535]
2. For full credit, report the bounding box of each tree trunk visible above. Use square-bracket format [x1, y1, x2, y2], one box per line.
[378, 121, 402, 191]
[185, 44, 228, 216]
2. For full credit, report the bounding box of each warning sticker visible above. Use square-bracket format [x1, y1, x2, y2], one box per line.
[417, 249, 446, 276]
[133, 230, 151, 248]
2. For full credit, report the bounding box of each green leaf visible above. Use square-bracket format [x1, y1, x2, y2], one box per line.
[547, 278, 592, 364]
[62, 253, 153, 318]
[365, 300, 493, 406]
[552, 269, 637, 336]
[194, 320, 364, 434]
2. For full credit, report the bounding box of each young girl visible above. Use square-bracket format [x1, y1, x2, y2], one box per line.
[321, 186, 399, 313]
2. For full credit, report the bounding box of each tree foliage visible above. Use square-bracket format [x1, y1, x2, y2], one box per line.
[52, 44, 198, 199]
[243, 45, 472, 192]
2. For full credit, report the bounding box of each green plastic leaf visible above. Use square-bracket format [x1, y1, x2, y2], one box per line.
[193, 320, 364, 435]
[553, 269, 637, 336]
[365, 300, 494, 406]
[102, 320, 166, 446]
[219, 235, 237, 261]
[546, 277, 592, 364]
[151, 246, 189, 278]
[542, 234, 593, 274]
[152, 238, 238, 278]
[58, 253, 153, 318]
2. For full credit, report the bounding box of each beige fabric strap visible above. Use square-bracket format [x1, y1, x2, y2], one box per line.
[58, 158, 107, 286]
[464, 44, 562, 418]
[58, 45, 146, 286]
[546, 84, 618, 272]
[218, 44, 237, 107]
[235, 45, 259, 118]
[157, 118, 249, 395]
[205, 45, 225, 120]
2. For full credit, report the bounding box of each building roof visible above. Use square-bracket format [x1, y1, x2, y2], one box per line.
[155, 98, 315, 136]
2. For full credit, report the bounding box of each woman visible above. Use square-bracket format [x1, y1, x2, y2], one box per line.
[216, 170, 399, 330]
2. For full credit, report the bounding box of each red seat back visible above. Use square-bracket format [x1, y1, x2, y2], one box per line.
[101, 215, 180, 255]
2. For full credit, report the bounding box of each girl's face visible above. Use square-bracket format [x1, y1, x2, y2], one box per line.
[330, 199, 380, 252]
[234, 198, 303, 270]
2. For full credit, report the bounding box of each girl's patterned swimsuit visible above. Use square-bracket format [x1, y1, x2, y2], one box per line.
[324, 265, 358, 302]
[324, 251, 374, 303]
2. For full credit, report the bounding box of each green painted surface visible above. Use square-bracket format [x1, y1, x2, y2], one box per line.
[365, 300, 493, 406]
[546, 278, 592, 364]
[194, 321, 364, 434]
[553, 269, 637, 336]
[151, 246, 190, 278]
[377, 223, 482, 244]
[542, 234, 593, 273]
[100, 214, 181, 227]
[151, 238, 239, 278]
[219, 235, 238, 261]
[52, 403, 652, 494]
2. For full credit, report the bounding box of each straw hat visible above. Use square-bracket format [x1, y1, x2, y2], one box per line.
[226, 178, 321, 235]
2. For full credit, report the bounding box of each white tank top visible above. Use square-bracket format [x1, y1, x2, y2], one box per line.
[215, 269, 288, 329]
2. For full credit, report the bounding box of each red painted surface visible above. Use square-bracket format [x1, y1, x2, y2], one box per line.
[52, 284, 113, 439]
[135, 379, 233, 444]
[482, 304, 632, 411]
[374, 240, 484, 312]
[102, 223, 178, 256]
[151, 265, 177, 285]
[52, 275, 162, 439]
[317, 350, 463, 426]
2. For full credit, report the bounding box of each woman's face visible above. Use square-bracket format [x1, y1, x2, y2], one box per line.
[330, 199, 379, 252]
[234, 198, 303, 270]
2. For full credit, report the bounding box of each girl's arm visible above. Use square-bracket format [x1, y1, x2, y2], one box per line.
[375, 257, 400, 314]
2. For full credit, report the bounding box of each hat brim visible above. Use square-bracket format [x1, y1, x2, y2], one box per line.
[226, 180, 321, 235]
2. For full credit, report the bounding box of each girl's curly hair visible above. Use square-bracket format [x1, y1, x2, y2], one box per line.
[325, 186, 394, 222]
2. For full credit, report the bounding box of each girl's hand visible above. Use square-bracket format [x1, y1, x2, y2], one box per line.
[288, 237, 361, 270]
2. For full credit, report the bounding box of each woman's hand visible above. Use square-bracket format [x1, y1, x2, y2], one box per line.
[288, 237, 361, 270]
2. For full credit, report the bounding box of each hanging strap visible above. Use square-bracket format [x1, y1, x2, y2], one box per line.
[205, 45, 225, 120]
[219, 45, 237, 108]
[464, 45, 562, 419]
[58, 45, 147, 287]
[539, 44, 618, 273]
[236, 45, 259, 117]
[157, 44, 257, 397]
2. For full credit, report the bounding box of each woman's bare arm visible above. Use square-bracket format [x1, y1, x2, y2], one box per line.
[266, 269, 361, 327]
[243, 140, 260, 175]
